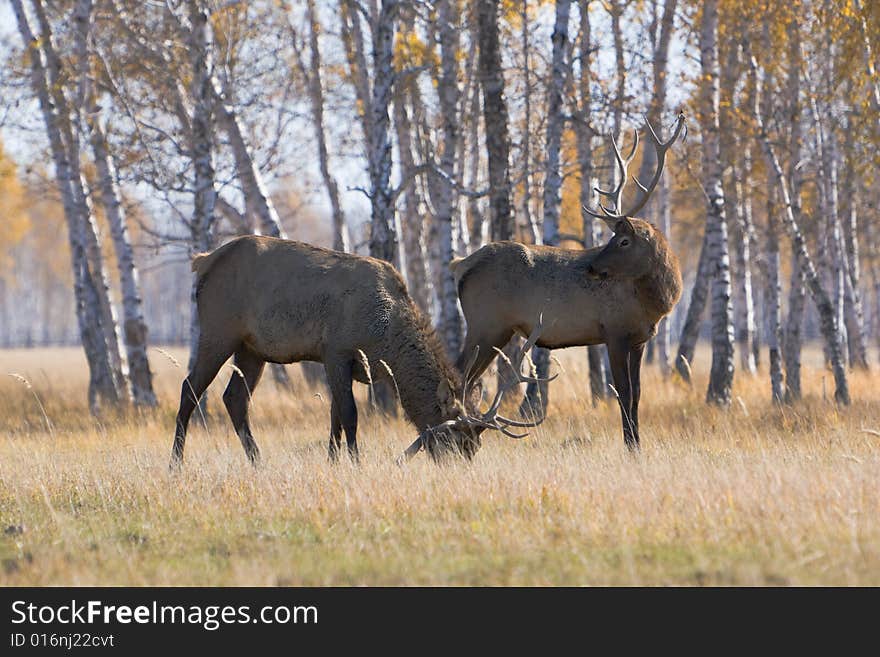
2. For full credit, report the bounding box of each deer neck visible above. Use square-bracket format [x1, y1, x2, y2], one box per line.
[635, 250, 682, 319]
[377, 309, 462, 431]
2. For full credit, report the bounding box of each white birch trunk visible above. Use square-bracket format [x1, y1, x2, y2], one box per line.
[781, 20, 805, 401]
[13, 0, 124, 411]
[752, 60, 850, 405]
[576, 2, 610, 398]
[764, 189, 785, 403]
[75, 0, 156, 407]
[303, 0, 349, 252]
[700, 0, 735, 405]
[434, 0, 464, 358]
[186, 0, 218, 376]
[87, 115, 157, 406]
[58, 0, 129, 401]
[520, 0, 539, 244]
[365, 0, 399, 267]
[476, 0, 515, 241]
[393, 88, 432, 316]
[839, 92, 869, 369]
[521, 0, 570, 417]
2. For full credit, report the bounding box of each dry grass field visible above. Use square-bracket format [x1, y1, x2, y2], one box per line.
[1, 344, 878, 586]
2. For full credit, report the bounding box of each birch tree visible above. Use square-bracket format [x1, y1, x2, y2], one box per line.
[12, 0, 127, 412]
[290, 0, 349, 253]
[750, 56, 850, 405]
[76, 0, 156, 407]
[366, 0, 401, 266]
[183, 0, 219, 376]
[719, 36, 756, 375]
[521, 0, 570, 417]
[699, 0, 735, 406]
[476, 0, 514, 242]
[782, 18, 805, 401]
[638, 0, 678, 376]
[433, 0, 465, 357]
[575, 0, 609, 401]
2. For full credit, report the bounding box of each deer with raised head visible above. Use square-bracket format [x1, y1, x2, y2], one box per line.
[451, 114, 685, 451]
[170, 235, 549, 467]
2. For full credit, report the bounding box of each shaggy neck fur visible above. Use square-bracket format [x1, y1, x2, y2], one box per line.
[633, 220, 683, 318]
[375, 304, 463, 430]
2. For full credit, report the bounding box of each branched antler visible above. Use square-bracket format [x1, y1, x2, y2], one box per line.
[591, 129, 639, 217]
[583, 112, 685, 221]
[398, 315, 556, 463]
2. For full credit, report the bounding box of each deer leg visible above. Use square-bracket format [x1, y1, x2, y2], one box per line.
[222, 348, 265, 465]
[607, 340, 637, 451]
[327, 399, 342, 462]
[171, 340, 234, 468]
[629, 343, 645, 447]
[325, 359, 359, 463]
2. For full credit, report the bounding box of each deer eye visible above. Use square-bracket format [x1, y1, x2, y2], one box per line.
[619, 238, 630, 247]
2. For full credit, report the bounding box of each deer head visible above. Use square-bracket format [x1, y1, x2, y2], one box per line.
[583, 113, 684, 280]
[398, 316, 557, 463]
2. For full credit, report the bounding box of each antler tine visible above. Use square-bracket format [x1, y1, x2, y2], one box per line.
[461, 344, 480, 407]
[583, 129, 639, 221]
[623, 112, 685, 219]
[404, 314, 556, 462]
[477, 314, 553, 431]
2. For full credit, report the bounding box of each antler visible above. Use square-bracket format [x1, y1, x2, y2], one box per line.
[478, 314, 557, 435]
[583, 112, 685, 222]
[584, 129, 639, 220]
[398, 315, 556, 463]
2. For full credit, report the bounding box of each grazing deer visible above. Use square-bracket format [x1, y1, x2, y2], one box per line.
[451, 115, 685, 450]
[170, 235, 548, 467]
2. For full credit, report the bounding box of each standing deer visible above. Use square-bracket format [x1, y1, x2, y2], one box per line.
[170, 235, 548, 467]
[451, 115, 685, 450]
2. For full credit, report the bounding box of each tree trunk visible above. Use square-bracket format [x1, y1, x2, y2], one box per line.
[520, 0, 570, 418]
[782, 18, 805, 401]
[87, 113, 157, 406]
[465, 55, 485, 251]
[393, 90, 433, 316]
[655, 175, 673, 377]
[675, 226, 712, 382]
[730, 153, 758, 375]
[476, 0, 514, 241]
[700, 0, 735, 406]
[575, 1, 610, 398]
[186, 0, 218, 389]
[764, 195, 785, 403]
[638, 0, 677, 376]
[840, 90, 869, 369]
[752, 60, 850, 405]
[76, 0, 154, 408]
[13, 0, 124, 413]
[854, 0, 880, 130]
[367, 0, 400, 268]
[297, 0, 350, 253]
[433, 0, 464, 358]
[518, 0, 539, 244]
[784, 246, 806, 401]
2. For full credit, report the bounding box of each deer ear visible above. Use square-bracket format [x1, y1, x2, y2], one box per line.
[436, 381, 456, 414]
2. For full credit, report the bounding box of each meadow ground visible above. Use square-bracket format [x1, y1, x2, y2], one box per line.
[0, 344, 878, 586]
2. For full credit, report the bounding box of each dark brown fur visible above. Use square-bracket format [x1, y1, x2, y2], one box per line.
[452, 218, 682, 450]
[171, 235, 472, 466]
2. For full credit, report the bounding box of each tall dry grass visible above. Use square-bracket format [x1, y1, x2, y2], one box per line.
[0, 345, 878, 585]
